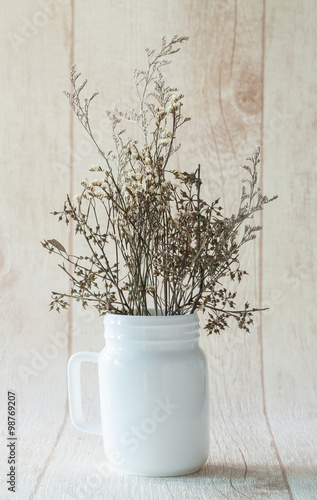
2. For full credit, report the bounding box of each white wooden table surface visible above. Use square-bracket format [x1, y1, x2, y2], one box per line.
[1, 1, 317, 499]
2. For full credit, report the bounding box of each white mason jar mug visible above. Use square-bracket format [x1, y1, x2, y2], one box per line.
[68, 312, 210, 476]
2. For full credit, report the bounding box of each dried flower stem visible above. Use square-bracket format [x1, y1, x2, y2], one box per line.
[42, 35, 277, 334]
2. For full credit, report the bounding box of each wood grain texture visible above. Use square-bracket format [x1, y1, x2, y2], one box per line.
[0, 0, 316, 499]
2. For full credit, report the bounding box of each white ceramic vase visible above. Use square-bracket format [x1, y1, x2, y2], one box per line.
[68, 312, 210, 476]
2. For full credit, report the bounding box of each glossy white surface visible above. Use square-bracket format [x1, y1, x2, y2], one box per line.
[68, 313, 210, 476]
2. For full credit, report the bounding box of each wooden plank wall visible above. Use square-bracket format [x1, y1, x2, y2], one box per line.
[0, 1, 316, 498]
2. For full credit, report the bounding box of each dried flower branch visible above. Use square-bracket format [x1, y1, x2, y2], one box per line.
[42, 35, 277, 334]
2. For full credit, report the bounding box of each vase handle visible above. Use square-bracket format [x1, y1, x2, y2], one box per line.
[68, 351, 102, 435]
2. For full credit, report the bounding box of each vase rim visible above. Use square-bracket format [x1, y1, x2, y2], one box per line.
[104, 311, 198, 324]
[103, 311, 200, 342]
[104, 309, 196, 318]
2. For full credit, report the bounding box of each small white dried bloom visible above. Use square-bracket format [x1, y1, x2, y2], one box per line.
[155, 105, 165, 113]
[158, 138, 171, 146]
[94, 189, 105, 198]
[145, 164, 152, 173]
[91, 179, 102, 186]
[155, 105, 167, 120]
[160, 128, 173, 139]
[167, 102, 180, 113]
[165, 93, 183, 113]
[135, 184, 144, 193]
[72, 194, 80, 209]
[171, 92, 183, 102]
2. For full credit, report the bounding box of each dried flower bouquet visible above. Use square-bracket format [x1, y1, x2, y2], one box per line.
[42, 35, 277, 334]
